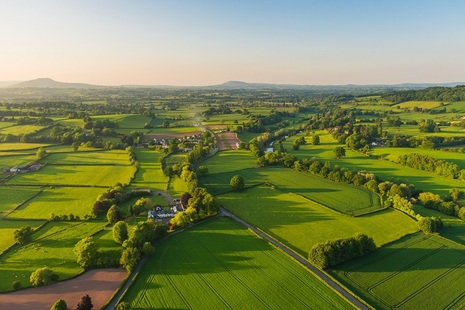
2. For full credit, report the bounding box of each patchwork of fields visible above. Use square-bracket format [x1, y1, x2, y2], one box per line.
[331, 233, 465, 310]
[122, 217, 355, 309]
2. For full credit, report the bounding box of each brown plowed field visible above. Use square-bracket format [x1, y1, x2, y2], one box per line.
[216, 131, 240, 150]
[0, 269, 127, 310]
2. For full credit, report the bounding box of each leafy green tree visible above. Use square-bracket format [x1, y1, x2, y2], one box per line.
[50, 299, 67, 310]
[14, 226, 34, 245]
[12, 280, 21, 291]
[36, 147, 47, 160]
[76, 294, 93, 310]
[30, 267, 59, 287]
[116, 302, 131, 310]
[197, 165, 209, 177]
[230, 175, 245, 191]
[333, 147, 346, 159]
[120, 246, 140, 272]
[106, 205, 123, 224]
[142, 241, 155, 256]
[113, 221, 129, 244]
[73, 237, 99, 269]
[312, 134, 320, 145]
[71, 142, 80, 151]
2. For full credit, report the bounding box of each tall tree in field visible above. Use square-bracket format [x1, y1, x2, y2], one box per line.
[50, 299, 67, 310]
[113, 221, 129, 244]
[36, 147, 47, 160]
[14, 226, 34, 245]
[77, 294, 93, 310]
[73, 237, 99, 269]
[230, 175, 245, 191]
[334, 147, 346, 159]
[312, 134, 320, 145]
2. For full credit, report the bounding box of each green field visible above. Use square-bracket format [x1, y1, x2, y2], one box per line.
[7, 187, 106, 219]
[201, 150, 256, 175]
[283, 132, 465, 197]
[0, 219, 46, 254]
[130, 148, 169, 190]
[122, 217, 354, 309]
[0, 221, 107, 291]
[0, 125, 45, 136]
[0, 143, 50, 151]
[219, 185, 416, 256]
[44, 150, 131, 165]
[0, 186, 40, 215]
[116, 114, 152, 128]
[331, 233, 465, 310]
[201, 167, 382, 215]
[393, 100, 443, 110]
[7, 164, 134, 187]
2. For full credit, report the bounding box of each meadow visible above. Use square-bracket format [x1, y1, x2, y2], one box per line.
[219, 185, 416, 256]
[129, 148, 168, 190]
[0, 186, 40, 215]
[331, 233, 465, 310]
[44, 150, 132, 165]
[0, 143, 50, 151]
[283, 132, 465, 197]
[0, 219, 46, 254]
[200, 150, 256, 175]
[201, 166, 382, 215]
[0, 221, 108, 292]
[122, 217, 354, 309]
[0, 125, 45, 136]
[7, 187, 106, 219]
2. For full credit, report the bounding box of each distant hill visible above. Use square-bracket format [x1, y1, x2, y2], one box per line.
[6, 78, 105, 89]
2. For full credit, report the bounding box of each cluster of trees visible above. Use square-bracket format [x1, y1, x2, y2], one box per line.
[242, 111, 288, 133]
[48, 212, 80, 221]
[292, 136, 306, 150]
[256, 151, 297, 168]
[30, 267, 59, 287]
[50, 294, 93, 310]
[397, 153, 465, 180]
[382, 85, 465, 103]
[16, 116, 53, 125]
[119, 220, 167, 271]
[14, 226, 34, 245]
[418, 119, 441, 132]
[308, 234, 376, 269]
[418, 191, 465, 219]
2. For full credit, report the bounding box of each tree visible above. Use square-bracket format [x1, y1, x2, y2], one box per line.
[14, 226, 34, 245]
[142, 241, 155, 256]
[50, 299, 67, 310]
[36, 147, 47, 160]
[312, 134, 320, 145]
[120, 246, 140, 272]
[12, 280, 21, 291]
[116, 302, 131, 310]
[73, 237, 100, 269]
[77, 294, 93, 310]
[106, 205, 123, 224]
[197, 165, 209, 177]
[30, 267, 59, 287]
[334, 147, 346, 159]
[230, 175, 245, 191]
[71, 142, 80, 152]
[113, 221, 129, 244]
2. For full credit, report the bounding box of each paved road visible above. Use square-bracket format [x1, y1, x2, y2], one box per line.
[220, 208, 370, 310]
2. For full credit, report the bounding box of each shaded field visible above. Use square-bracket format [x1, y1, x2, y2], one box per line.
[219, 185, 416, 256]
[129, 148, 168, 190]
[0, 219, 46, 254]
[202, 167, 382, 215]
[0, 221, 107, 291]
[0, 269, 127, 310]
[7, 187, 106, 219]
[0, 186, 41, 214]
[331, 233, 465, 310]
[122, 217, 354, 309]
[116, 114, 152, 128]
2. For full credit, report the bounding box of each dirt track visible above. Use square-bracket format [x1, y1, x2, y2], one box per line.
[0, 269, 127, 310]
[216, 131, 240, 150]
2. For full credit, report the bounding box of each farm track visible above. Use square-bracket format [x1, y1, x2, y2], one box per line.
[220, 207, 370, 310]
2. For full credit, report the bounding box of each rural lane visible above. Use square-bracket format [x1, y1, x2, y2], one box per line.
[220, 207, 370, 310]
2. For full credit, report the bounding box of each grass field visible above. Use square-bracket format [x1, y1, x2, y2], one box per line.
[0, 125, 45, 136]
[7, 164, 134, 187]
[116, 115, 152, 128]
[0, 143, 50, 151]
[0, 219, 46, 254]
[283, 132, 465, 197]
[331, 233, 465, 310]
[167, 176, 189, 198]
[201, 167, 382, 215]
[44, 150, 131, 165]
[201, 150, 256, 175]
[0, 186, 41, 215]
[129, 148, 169, 190]
[219, 185, 416, 256]
[393, 100, 444, 110]
[7, 187, 106, 219]
[0, 221, 107, 291]
[122, 217, 354, 309]
[0, 154, 38, 167]
[237, 130, 260, 143]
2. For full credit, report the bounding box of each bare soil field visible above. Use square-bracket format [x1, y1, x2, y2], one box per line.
[216, 131, 240, 150]
[0, 269, 127, 310]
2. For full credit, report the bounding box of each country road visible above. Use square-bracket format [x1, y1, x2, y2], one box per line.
[220, 207, 370, 310]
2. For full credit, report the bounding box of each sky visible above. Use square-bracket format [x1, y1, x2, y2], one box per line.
[1, 0, 465, 86]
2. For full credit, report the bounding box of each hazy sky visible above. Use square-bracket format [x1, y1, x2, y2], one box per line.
[1, 0, 465, 85]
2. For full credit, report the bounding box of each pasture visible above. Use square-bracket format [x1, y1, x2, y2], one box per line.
[0, 186, 40, 215]
[0, 143, 50, 151]
[44, 150, 131, 165]
[129, 148, 169, 190]
[0, 221, 107, 292]
[331, 233, 465, 310]
[7, 187, 106, 219]
[201, 150, 256, 175]
[0, 219, 46, 254]
[7, 164, 134, 187]
[0, 125, 45, 136]
[201, 167, 382, 215]
[219, 185, 416, 256]
[283, 132, 465, 197]
[122, 217, 354, 309]
[393, 100, 443, 110]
